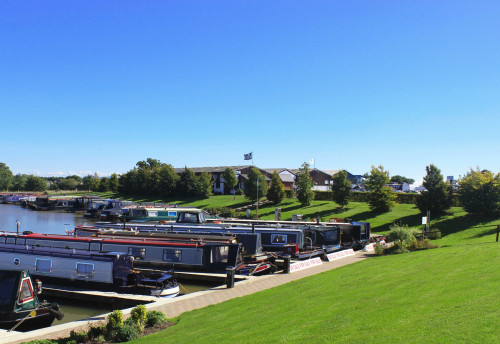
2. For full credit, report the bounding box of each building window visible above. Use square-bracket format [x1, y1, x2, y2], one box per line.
[128, 247, 146, 259]
[76, 263, 95, 278]
[163, 249, 182, 262]
[35, 259, 53, 273]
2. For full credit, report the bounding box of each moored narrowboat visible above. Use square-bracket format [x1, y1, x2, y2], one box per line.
[0, 269, 63, 332]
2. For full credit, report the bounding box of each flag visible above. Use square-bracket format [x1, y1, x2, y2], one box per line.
[244, 152, 253, 160]
[310, 158, 315, 165]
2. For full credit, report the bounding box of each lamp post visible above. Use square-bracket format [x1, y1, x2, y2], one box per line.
[16, 220, 20, 234]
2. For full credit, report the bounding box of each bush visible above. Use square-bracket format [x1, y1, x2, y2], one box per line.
[131, 304, 147, 326]
[114, 325, 140, 342]
[107, 310, 123, 330]
[220, 207, 236, 218]
[408, 239, 439, 251]
[387, 224, 419, 246]
[87, 324, 107, 341]
[428, 230, 442, 240]
[146, 310, 168, 327]
[21, 341, 57, 344]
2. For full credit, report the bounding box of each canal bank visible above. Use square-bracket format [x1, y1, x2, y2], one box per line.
[3, 250, 373, 344]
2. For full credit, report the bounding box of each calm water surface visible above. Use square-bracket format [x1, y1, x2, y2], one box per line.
[0, 204, 218, 325]
[0, 203, 95, 234]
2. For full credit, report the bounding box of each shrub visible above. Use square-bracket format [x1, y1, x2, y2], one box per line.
[146, 310, 168, 327]
[428, 230, 442, 240]
[114, 325, 139, 342]
[374, 243, 384, 256]
[87, 324, 107, 341]
[22, 341, 57, 344]
[106, 310, 124, 332]
[284, 189, 295, 198]
[408, 239, 439, 251]
[220, 207, 236, 218]
[387, 224, 418, 246]
[131, 304, 147, 326]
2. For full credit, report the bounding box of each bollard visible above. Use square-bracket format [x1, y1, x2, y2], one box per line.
[283, 255, 291, 274]
[226, 266, 235, 288]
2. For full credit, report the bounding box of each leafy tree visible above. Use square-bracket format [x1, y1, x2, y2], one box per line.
[222, 167, 238, 200]
[82, 173, 100, 191]
[197, 172, 213, 199]
[177, 167, 199, 197]
[458, 169, 500, 214]
[0, 162, 13, 191]
[331, 170, 351, 209]
[98, 177, 109, 192]
[59, 177, 79, 191]
[244, 167, 268, 202]
[12, 174, 28, 191]
[25, 175, 47, 192]
[364, 165, 396, 212]
[109, 173, 120, 192]
[66, 175, 82, 183]
[390, 175, 415, 185]
[296, 162, 315, 206]
[267, 170, 285, 204]
[416, 164, 451, 215]
[158, 165, 179, 197]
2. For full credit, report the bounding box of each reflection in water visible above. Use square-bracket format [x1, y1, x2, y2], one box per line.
[0, 204, 95, 234]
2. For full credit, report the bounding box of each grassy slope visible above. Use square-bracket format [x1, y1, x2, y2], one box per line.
[134, 243, 499, 344]
[116, 195, 500, 344]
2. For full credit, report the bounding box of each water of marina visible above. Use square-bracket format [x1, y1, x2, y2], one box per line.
[0, 204, 220, 324]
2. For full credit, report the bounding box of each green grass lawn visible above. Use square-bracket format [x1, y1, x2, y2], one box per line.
[133, 243, 499, 344]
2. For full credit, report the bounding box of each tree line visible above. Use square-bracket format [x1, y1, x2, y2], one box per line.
[1, 160, 499, 216]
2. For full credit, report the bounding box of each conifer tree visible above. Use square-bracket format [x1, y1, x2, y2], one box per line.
[296, 162, 315, 206]
[416, 164, 451, 215]
[331, 170, 351, 209]
[267, 170, 285, 204]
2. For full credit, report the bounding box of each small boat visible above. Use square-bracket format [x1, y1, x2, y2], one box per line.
[0, 269, 63, 332]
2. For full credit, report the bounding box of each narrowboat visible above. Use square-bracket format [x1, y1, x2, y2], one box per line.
[0, 244, 179, 298]
[0, 269, 64, 332]
[95, 209, 346, 259]
[29, 196, 75, 211]
[99, 200, 135, 221]
[0, 232, 243, 273]
[68, 195, 103, 212]
[122, 206, 202, 222]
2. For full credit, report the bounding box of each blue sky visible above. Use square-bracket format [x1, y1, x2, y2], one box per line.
[1, 1, 499, 183]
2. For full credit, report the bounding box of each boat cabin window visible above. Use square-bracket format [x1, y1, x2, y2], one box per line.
[168, 211, 177, 217]
[163, 249, 182, 262]
[210, 246, 229, 263]
[271, 234, 287, 244]
[6, 238, 15, 244]
[130, 209, 147, 217]
[148, 211, 158, 217]
[324, 230, 339, 243]
[178, 212, 199, 223]
[0, 237, 5, 244]
[35, 259, 53, 273]
[18, 278, 34, 304]
[128, 247, 146, 259]
[76, 263, 95, 278]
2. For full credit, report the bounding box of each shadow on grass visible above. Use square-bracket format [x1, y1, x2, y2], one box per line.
[435, 213, 500, 238]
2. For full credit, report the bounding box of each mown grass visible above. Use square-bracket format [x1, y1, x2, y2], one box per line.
[132, 243, 499, 344]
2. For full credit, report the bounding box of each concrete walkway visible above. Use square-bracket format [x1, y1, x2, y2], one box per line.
[4, 250, 373, 344]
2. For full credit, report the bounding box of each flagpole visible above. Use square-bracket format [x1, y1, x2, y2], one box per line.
[256, 176, 259, 218]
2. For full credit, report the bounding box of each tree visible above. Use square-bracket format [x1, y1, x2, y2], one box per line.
[25, 175, 47, 192]
[296, 162, 315, 206]
[390, 175, 415, 185]
[98, 177, 109, 192]
[59, 177, 79, 191]
[177, 167, 199, 197]
[197, 172, 213, 199]
[12, 174, 28, 191]
[158, 165, 179, 197]
[82, 173, 100, 191]
[244, 167, 268, 202]
[222, 167, 238, 200]
[267, 170, 285, 204]
[416, 164, 451, 215]
[331, 170, 351, 209]
[364, 165, 396, 212]
[0, 163, 13, 191]
[109, 173, 120, 192]
[458, 168, 500, 214]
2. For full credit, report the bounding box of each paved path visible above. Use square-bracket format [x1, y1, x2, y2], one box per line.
[5, 250, 373, 344]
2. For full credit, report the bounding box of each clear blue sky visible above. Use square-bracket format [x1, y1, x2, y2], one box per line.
[1, 1, 499, 184]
